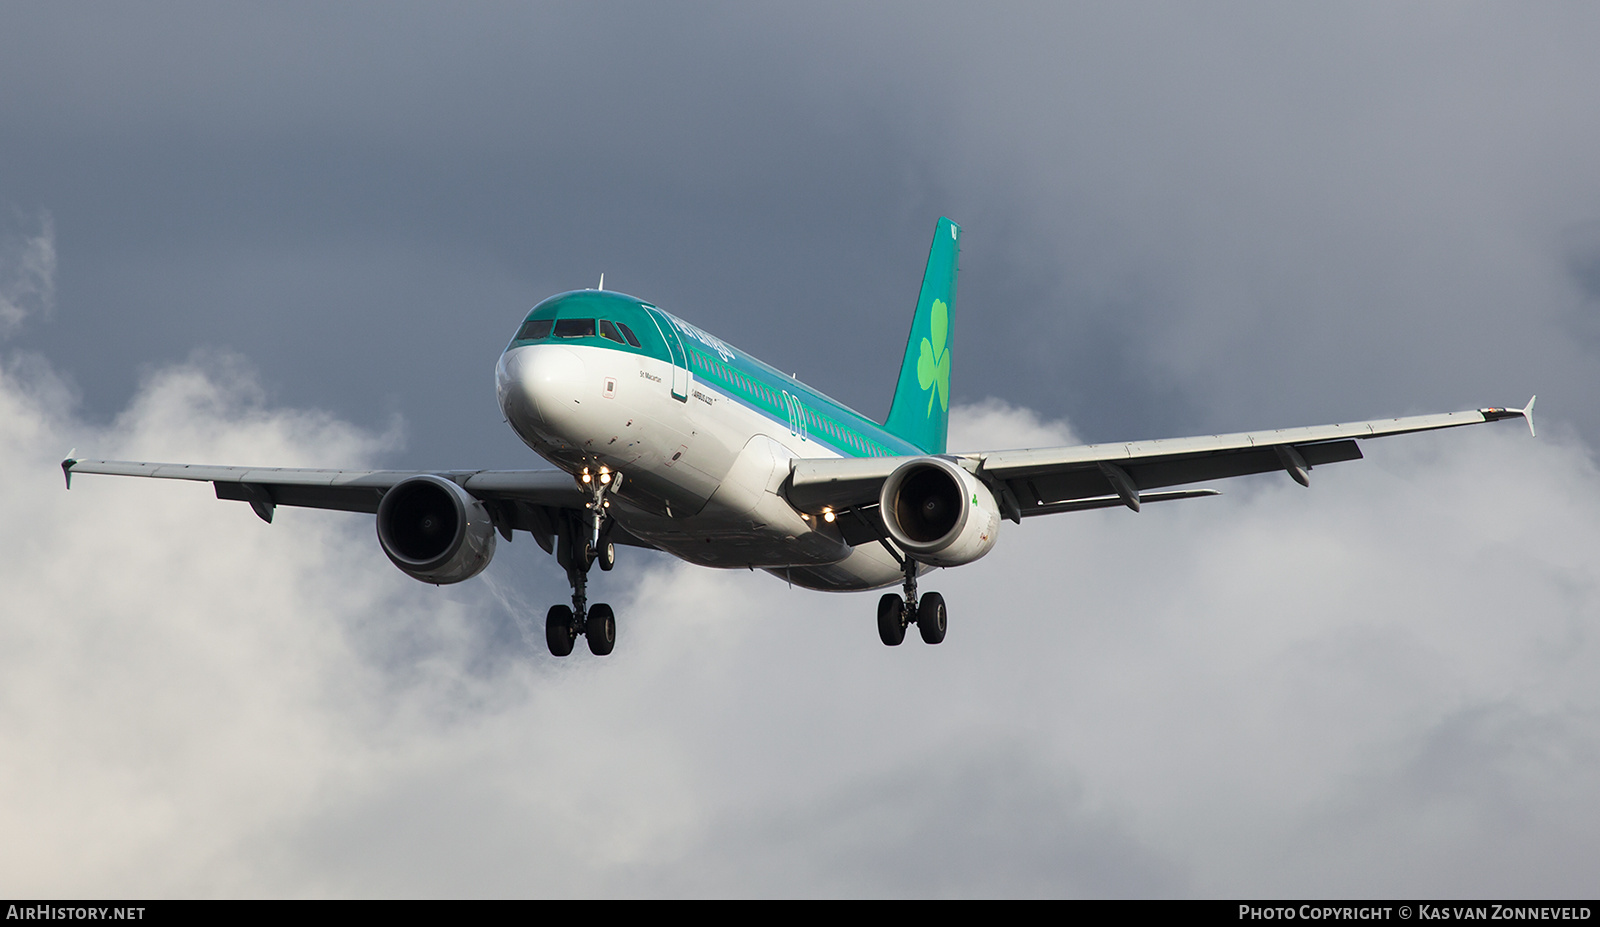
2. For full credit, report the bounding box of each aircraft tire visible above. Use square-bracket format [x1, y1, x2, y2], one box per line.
[877, 593, 907, 646]
[546, 605, 576, 657]
[597, 541, 616, 572]
[917, 591, 947, 645]
[587, 603, 616, 656]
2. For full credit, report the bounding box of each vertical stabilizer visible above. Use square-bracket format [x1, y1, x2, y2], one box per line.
[884, 217, 961, 454]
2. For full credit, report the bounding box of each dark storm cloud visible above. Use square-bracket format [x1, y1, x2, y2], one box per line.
[1, 3, 941, 467]
[7, 3, 1595, 458]
[893, 4, 1600, 437]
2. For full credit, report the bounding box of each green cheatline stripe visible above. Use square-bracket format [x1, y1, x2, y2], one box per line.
[682, 345, 919, 459]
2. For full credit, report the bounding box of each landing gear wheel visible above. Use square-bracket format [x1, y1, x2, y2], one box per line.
[546, 605, 575, 657]
[917, 591, 947, 645]
[877, 593, 907, 646]
[586, 603, 616, 656]
[597, 540, 616, 572]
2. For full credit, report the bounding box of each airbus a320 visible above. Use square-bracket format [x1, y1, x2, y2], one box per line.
[63, 218, 1535, 655]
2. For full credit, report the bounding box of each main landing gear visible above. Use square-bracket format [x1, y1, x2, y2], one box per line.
[545, 466, 621, 658]
[876, 551, 947, 646]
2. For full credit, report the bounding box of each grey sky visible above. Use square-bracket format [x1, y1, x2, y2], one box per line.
[2, 2, 1598, 897]
[7, 3, 1594, 460]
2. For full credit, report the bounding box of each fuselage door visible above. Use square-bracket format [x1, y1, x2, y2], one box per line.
[642, 305, 690, 402]
[782, 390, 808, 442]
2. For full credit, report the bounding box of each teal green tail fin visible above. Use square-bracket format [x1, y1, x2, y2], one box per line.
[884, 217, 961, 454]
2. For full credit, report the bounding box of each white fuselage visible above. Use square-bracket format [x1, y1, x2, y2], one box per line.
[495, 342, 905, 591]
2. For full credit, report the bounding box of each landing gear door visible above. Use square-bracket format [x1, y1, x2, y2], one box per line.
[642, 305, 691, 402]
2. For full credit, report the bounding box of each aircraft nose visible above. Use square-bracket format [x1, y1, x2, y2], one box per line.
[497, 344, 586, 432]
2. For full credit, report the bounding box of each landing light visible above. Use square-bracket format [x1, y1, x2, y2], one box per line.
[822, 508, 836, 523]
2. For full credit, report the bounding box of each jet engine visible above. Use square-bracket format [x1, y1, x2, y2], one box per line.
[375, 475, 498, 584]
[879, 457, 1001, 567]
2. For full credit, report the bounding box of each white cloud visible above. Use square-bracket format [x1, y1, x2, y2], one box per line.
[948, 397, 1078, 452]
[1, 368, 1595, 897]
[0, 212, 55, 335]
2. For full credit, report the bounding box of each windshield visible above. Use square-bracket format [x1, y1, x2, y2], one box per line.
[553, 318, 596, 338]
[515, 319, 553, 341]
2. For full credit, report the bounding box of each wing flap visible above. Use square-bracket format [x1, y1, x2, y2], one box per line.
[213, 480, 386, 514]
[1016, 439, 1362, 505]
[1023, 488, 1222, 517]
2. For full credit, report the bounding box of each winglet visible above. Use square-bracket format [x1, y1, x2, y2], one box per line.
[1479, 397, 1537, 438]
[61, 449, 77, 489]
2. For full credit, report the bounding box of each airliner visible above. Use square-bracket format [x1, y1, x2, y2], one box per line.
[62, 218, 1535, 656]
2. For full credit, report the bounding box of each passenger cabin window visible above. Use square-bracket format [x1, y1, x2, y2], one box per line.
[553, 318, 596, 338]
[516, 319, 553, 341]
[599, 319, 627, 345]
[615, 322, 642, 348]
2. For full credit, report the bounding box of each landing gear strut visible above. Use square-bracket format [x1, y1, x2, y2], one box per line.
[545, 467, 622, 657]
[876, 546, 947, 646]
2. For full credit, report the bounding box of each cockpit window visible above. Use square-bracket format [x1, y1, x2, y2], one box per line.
[553, 318, 596, 338]
[516, 319, 553, 341]
[516, 309, 641, 349]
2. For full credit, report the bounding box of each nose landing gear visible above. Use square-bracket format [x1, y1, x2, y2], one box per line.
[545, 468, 622, 658]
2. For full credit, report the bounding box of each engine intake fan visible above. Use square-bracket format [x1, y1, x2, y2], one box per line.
[376, 475, 498, 584]
[879, 457, 1001, 568]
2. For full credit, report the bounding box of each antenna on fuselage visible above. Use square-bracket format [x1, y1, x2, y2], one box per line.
[597, 273, 604, 291]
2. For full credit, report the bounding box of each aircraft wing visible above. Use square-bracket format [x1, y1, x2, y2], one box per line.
[59, 458, 658, 551]
[788, 401, 1535, 542]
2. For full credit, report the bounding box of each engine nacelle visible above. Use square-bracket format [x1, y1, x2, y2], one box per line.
[879, 457, 1001, 568]
[375, 475, 498, 584]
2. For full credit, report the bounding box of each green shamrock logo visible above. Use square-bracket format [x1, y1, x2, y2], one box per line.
[916, 298, 950, 416]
